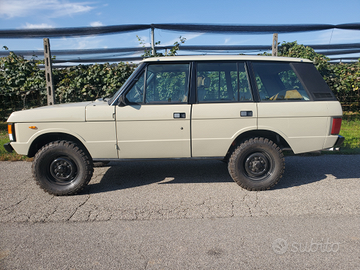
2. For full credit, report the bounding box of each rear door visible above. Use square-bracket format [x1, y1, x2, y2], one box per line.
[191, 61, 257, 157]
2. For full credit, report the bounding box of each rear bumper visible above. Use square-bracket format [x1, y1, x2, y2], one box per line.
[323, 135, 345, 152]
[4, 142, 14, 153]
[334, 135, 345, 148]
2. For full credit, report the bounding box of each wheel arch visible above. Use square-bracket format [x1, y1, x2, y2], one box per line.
[225, 129, 291, 160]
[28, 132, 91, 158]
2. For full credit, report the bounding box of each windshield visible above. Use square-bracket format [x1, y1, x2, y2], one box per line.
[108, 63, 144, 105]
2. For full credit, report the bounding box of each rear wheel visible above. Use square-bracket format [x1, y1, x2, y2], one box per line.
[32, 140, 93, 196]
[228, 137, 284, 191]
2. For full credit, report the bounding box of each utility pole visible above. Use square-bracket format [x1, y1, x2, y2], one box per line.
[43, 38, 55, 105]
[272, 33, 278, 56]
[151, 26, 155, 56]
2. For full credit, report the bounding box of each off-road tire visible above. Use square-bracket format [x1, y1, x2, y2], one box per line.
[228, 137, 284, 191]
[32, 140, 93, 196]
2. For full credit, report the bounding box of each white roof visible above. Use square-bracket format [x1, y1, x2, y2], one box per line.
[141, 55, 312, 63]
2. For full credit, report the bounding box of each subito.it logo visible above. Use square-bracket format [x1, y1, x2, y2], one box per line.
[272, 238, 288, 254]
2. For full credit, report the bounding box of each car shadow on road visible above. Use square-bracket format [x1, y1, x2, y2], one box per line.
[276, 155, 360, 189]
[83, 155, 360, 194]
[84, 159, 232, 194]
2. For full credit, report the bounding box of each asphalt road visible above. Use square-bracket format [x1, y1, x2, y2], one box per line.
[1, 155, 360, 269]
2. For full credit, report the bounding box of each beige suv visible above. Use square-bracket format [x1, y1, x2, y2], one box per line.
[5, 55, 344, 195]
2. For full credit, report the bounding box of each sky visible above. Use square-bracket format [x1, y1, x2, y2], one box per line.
[0, 0, 360, 61]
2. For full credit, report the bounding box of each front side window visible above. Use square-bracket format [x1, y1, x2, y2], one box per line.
[146, 64, 189, 103]
[126, 63, 190, 104]
[196, 62, 252, 102]
[252, 62, 310, 101]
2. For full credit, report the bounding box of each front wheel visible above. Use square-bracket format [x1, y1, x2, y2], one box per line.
[228, 137, 284, 191]
[32, 140, 93, 196]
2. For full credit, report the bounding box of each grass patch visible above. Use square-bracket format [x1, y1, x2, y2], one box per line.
[336, 112, 360, 154]
[1, 113, 359, 161]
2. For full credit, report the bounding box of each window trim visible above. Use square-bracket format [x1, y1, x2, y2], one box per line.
[246, 61, 260, 102]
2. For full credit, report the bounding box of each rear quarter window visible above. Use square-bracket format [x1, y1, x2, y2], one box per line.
[291, 62, 337, 101]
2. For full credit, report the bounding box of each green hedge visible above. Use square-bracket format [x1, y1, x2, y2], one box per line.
[1, 42, 359, 121]
[0, 52, 135, 121]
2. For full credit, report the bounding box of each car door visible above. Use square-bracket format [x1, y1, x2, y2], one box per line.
[191, 61, 257, 157]
[115, 62, 191, 158]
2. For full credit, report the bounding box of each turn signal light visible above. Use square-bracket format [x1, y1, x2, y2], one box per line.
[331, 117, 342, 135]
[8, 123, 15, 141]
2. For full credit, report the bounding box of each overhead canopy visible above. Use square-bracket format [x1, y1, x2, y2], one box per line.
[1, 23, 360, 38]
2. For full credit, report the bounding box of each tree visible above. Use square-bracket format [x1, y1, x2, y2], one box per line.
[137, 36, 186, 58]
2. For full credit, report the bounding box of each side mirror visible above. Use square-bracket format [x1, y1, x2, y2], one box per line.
[118, 95, 127, 107]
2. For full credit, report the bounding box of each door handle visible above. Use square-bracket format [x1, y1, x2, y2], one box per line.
[240, 111, 253, 117]
[173, 112, 186, 118]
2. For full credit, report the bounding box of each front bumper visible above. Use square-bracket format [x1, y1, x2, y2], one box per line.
[4, 142, 14, 153]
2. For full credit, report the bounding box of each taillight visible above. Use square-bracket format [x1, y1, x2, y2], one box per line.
[331, 117, 342, 135]
[8, 123, 16, 141]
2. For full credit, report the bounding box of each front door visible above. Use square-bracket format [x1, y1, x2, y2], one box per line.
[115, 63, 191, 158]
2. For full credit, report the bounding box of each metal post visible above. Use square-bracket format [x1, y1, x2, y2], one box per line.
[272, 33, 278, 56]
[151, 27, 155, 56]
[43, 38, 55, 105]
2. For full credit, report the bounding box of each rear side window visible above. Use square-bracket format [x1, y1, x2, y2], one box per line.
[252, 62, 310, 101]
[196, 62, 252, 102]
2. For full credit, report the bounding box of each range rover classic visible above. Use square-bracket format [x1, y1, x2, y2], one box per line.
[4, 55, 344, 195]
